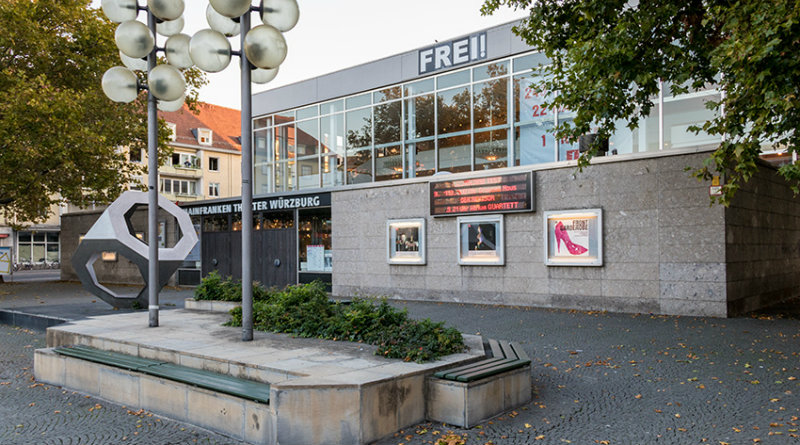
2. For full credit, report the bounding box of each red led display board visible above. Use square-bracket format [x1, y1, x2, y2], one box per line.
[430, 172, 534, 217]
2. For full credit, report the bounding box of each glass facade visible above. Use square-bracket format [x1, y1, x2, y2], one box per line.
[253, 51, 724, 194]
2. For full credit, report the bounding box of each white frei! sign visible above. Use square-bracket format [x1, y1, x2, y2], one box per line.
[418, 32, 487, 75]
[518, 77, 557, 164]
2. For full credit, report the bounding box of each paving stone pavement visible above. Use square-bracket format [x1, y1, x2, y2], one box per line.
[1, 281, 800, 445]
[0, 323, 248, 445]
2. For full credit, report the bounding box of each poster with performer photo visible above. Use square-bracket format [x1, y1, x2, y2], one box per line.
[387, 219, 426, 265]
[544, 209, 603, 266]
[458, 214, 504, 265]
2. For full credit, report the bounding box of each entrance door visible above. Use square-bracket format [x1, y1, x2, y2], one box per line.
[254, 227, 296, 289]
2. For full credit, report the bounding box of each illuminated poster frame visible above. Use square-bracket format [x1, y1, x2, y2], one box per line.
[544, 209, 603, 266]
[457, 214, 504, 266]
[387, 218, 426, 265]
[430, 172, 534, 217]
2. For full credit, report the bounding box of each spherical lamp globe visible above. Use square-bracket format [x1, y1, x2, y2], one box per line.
[165, 34, 193, 69]
[157, 16, 184, 37]
[260, 0, 299, 32]
[147, 0, 185, 22]
[148, 64, 186, 102]
[120, 51, 147, 72]
[101, 0, 138, 23]
[208, 0, 252, 18]
[206, 4, 241, 37]
[244, 24, 287, 69]
[158, 94, 186, 112]
[115, 20, 155, 59]
[102, 66, 139, 103]
[251, 67, 279, 84]
[189, 29, 232, 73]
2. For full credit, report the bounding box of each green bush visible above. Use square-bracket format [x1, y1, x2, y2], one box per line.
[194, 271, 272, 302]
[226, 281, 465, 363]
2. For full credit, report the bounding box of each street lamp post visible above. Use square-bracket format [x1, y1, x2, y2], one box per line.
[193, 0, 298, 341]
[100, 0, 190, 327]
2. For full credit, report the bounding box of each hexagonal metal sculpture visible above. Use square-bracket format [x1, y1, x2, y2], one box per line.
[72, 191, 198, 309]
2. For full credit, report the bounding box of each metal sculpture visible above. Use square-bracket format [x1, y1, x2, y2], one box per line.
[72, 191, 198, 309]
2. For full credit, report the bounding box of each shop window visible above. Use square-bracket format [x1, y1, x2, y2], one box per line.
[515, 120, 557, 165]
[256, 211, 294, 230]
[298, 210, 331, 273]
[662, 94, 721, 150]
[203, 215, 229, 232]
[208, 157, 219, 171]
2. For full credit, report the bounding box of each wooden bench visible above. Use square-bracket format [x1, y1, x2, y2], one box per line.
[434, 339, 530, 382]
[53, 345, 270, 404]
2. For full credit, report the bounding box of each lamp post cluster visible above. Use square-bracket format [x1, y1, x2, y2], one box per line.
[99, 0, 299, 339]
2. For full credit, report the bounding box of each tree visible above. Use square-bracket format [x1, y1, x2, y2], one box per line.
[482, 0, 800, 204]
[0, 0, 207, 225]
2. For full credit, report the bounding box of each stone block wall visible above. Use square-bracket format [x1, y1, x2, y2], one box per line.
[725, 162, 800, 315]
[332, 151, 735, 317]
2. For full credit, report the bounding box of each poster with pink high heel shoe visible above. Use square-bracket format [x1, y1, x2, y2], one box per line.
[544, 209, 603, 266]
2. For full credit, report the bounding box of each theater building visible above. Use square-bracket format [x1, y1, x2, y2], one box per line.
[78, 20, 800, 317]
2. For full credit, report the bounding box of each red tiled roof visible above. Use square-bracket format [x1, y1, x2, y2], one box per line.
[159, 102, 241, 152]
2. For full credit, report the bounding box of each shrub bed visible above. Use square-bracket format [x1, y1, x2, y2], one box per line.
[196, 275, 465, 363]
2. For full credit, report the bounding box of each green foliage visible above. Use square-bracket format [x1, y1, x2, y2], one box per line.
[224, 282, 465, 363]
[194, 271, 269, 302]
[481, 0, 800, 205]
[0, 0, 207, 225]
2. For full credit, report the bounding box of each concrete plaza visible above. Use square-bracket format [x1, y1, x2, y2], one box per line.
[1, 280, 799, 445]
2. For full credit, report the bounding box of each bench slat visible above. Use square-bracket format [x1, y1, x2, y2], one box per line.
[499, 340, 518, 361]
[53, 345, 270, 404]
[488, 339, 503, 359]
[436, 357, 510, 380]
[55, 345, 163, 371]
[509, 342, 529, 362]
[455, 358, 531, 382]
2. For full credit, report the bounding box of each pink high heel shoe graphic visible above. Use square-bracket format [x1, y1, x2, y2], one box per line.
[554, 221, 588, 255]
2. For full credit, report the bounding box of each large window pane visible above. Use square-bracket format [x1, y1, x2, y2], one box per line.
[32, 244, 45, 263]
[254, 128, 273, 194]
[473, 77, 508, 129]
[321, 114, 345, 156]
[374, 101, 402, 145]
[404, 78, 434, 97]
[513, 52, 550, 73]
[437, 69, 470, 89]
[473, 60, 508, 82]
[514, 73, 553, 124]
[438, 86, 471, 135]
[296, 119, 319, 157]
[346, 108, 372, 149]
[275, 124, 295, 160]
[46, 243, 59, 262]
[275, 160, 295, 191]
[18, 244, 31, 262]
[322, 154, 344, 187]
[296, 105, 318, 120]
[298, 210, 332, 273]
[663, 94, 720, 150]
[475, 129, 508, 170]
[321, 99, 343, 115]
[297, 157, 319, 189]
[516, 120, 557, 165]
[274, 110, 294, 124]
[346, 93, 371, 109]
[405, 94, 435, 139]
[374, 86, 402, 103]
[406, 140, 435, 178]
[438, 134, 471, 173]
[346, 148, 372, 184]
[375, 145, 402, 181]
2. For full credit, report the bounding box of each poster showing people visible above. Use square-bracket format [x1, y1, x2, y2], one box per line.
[544, 209, 603, 266]
[458, 215, 504, 265]
[387, 219, 426, 264]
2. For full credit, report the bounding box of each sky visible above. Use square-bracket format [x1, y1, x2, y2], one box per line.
[91, 0, 529, 110]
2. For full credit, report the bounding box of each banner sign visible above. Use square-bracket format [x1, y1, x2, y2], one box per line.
[185, 193, 331, 216]
[430, 172, 534, 217]
[419, 32, 487, 75]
